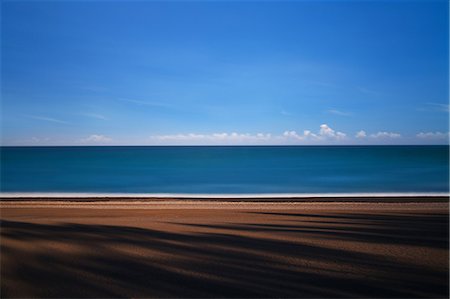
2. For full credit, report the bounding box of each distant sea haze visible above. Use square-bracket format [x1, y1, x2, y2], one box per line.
[0, 146, 448, 195]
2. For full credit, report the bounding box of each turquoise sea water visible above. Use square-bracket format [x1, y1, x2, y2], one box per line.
[0, 146, 448, 194]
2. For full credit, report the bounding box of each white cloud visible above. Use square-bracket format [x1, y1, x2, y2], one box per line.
[150, 124, 347, 145]
[281, 125, 348, 143]
[319, 124, 334, 137]
[302, 130, 316, 138]
[319, 124, 347, 140]
[80, 134, 112, 143]
[370, 132, 401, 139]
[355, 130, 367, 138]
[8, 126, 450, 146]
[30, 137, 51, 143]
[151, 132, 272, 145]
[282, 130, 303, 140]
[336, 132, 346, 139]
[416, 132, 450, 139]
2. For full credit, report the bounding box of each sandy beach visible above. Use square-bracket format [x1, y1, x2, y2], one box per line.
[1, 198, 449, 298]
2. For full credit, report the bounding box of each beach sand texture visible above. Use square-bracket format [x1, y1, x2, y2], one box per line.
[1, 200, 448, 298]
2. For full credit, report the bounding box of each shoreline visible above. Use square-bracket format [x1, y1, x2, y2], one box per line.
[1, 191, 448, 200]
[1, 201, 448, 210]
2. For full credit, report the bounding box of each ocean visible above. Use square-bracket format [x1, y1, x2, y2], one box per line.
[0, 146, 448, 195]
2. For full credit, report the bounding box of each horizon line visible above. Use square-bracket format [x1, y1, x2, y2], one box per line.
[1, 144, 449, 148]
[0, 192, 448, 199]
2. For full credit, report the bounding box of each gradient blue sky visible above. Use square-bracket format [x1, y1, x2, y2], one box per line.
[1, 0, 449, 145]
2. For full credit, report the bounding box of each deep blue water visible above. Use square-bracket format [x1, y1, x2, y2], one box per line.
[0, 146, 448, 194]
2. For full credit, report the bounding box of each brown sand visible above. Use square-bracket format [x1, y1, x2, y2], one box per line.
[0, 200, 449, 298]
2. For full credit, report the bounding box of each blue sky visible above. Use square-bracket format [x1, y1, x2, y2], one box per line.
[1, 0, 448, 145]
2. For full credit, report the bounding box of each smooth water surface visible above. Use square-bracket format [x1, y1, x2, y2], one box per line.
[1, 146, 448, 194]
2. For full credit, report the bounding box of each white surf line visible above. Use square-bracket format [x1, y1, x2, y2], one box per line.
[0, 192, 448, 198]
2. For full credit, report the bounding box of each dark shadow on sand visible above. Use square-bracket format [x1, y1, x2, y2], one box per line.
[1, 211, 448, 298]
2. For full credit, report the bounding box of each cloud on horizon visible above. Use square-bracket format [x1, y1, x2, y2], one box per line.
[355, 130, 367, 138]
[369, 132, 401, 139]
[282, 124, 347, 142]
[150, 124, 352, 145]
[417, 131, 450, 140]
[80, 134, 112, 144]
[3, 126, 448, 146]
[150, 132, 272, 145]
[353, 130, 401, 140]
[145, 125, 450, 146]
